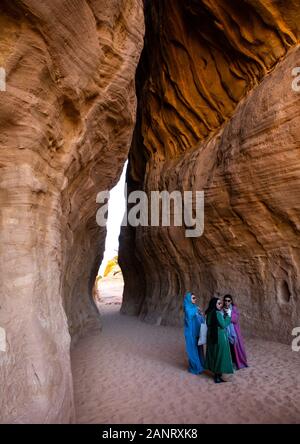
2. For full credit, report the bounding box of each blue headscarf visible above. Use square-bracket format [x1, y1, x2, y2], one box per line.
[184, 292, 198, 321]
[183, 292, 204, 374]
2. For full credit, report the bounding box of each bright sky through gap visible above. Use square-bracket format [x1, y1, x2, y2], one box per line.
[99, 161, 127, 276]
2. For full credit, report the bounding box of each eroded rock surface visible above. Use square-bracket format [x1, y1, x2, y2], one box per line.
[120, 0, 300, 343]
[1, 0, 300, 425]
[0, 0, 144, 423]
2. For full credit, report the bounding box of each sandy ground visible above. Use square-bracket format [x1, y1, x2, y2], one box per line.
[72, 278, 300, 424]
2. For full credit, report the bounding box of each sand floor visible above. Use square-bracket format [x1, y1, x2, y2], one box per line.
[72, 278, 300, 424]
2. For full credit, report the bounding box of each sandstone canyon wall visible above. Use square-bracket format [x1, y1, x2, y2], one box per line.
[120, 0, 300, 343]
[0, 0, 144, 423]
[1, 0, 300, 425]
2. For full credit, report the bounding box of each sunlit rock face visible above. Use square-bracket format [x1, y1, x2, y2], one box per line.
[120, 0, 300, 343]
[0, 0, 144, 424]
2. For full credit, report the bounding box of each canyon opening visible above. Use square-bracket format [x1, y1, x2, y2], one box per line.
[0, 0, 300, 426]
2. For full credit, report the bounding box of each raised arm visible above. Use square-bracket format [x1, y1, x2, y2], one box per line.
[216, 311, 231, 329]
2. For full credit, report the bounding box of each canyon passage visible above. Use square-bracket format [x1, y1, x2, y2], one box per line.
[0, 0, 300, 424]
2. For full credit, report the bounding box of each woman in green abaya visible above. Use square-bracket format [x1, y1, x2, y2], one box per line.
[205, 297, 234, 383]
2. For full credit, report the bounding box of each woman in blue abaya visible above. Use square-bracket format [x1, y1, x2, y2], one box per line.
[183, 292, 205, 374]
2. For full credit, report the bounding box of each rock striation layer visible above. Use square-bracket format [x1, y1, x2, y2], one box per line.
[120, 0, 300, 343]
[0, 0, 144, 424]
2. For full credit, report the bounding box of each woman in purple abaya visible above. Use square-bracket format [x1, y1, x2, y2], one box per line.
[223, 295, 248, 369]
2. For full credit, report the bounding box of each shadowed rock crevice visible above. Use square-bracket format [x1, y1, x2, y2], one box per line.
[130, 0, 300, 160]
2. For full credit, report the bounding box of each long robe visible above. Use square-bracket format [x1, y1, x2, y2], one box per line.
[230, 305, 248, 369]
[205, 310, 234, 374]
[183, 292, 204, 375]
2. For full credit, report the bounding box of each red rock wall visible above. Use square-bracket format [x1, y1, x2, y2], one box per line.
[120, 0, 300, 343]
[0, 0, 144, 424]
